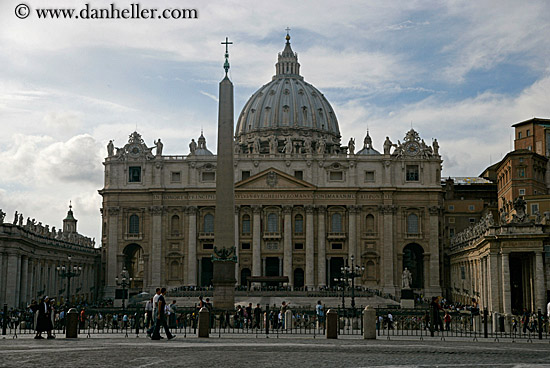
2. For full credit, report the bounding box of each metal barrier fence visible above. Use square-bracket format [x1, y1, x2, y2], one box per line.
[375, 308, 550, 342]
[1, 305, 364, 338]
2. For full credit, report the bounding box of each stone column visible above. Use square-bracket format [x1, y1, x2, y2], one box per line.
[283, 205, 293, 286]
[262, 258, 266, 276]
[347, 205, 357, 262]
[106, 207, 120, 295]
[488, 252, 499, 312]
[20, 256, 28, 306]
[379, 204, 395, 294]
[501, 252, 511, 315]
[187, 206, 197, 286]
[5, 252, 20, 308]
[234, 206, 240, 284]
[305, 205, 315, 289]
[317, 206, 327, 288]
[0, 253, 6, 305]
[534, 251, 545, 312]
[252, 205, 262, 277]
[428, 206, 441, 295]
[150, 205, 164, 287]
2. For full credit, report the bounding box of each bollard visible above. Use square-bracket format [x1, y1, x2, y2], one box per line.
[284, 309, 293, 330]
[363, 306, 376, 339]
[538, 309, 542, 340]
[483, 308, 488, 338]
[197, 307, 209, 338]
[66, 308, 79, 338]
[265, 305, 269, 337]
[492, 312, 499, 333]
[2, 304, 7, 336]
[326, 309, 338, 339]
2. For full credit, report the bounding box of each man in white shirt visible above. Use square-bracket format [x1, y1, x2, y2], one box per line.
[147, 288, 161, 338]
[145, 298, 153, 329]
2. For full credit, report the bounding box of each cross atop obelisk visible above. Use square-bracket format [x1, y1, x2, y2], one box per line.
[221, 37, 233, 75]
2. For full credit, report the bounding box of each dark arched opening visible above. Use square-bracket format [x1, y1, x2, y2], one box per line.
[403, 243, 424, 289]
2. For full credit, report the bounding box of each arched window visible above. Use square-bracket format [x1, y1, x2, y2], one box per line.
[129, 214, 139, 234]
[366, 260, 375, 279]
[294, 214, 303, 234]
[366, 214, 375, 233]
[204, 214, 214, 233]
[242, 214, 251, 234]
[331, 213, 342, 233]
[407, 214, 419, 234]
[267, 213, 278, 232]
[171, 215, 180, 236]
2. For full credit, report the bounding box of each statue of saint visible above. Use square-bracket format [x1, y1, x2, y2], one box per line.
[402, 267, 412, 289]
[383, 137, 393, 155]
[0, 209, 5, 224]
[253, 136, 261, 154]
[189, 139, 197, 154]
[285, 137, 293, 154]
[303, 137, 312, 154]
[154, 139, 163, 156]
[432, 139, 439, 156]
[348, 138, 355, 155]
[317, 137, 326, 154]
[269, 135, 278, 154]
[13, 211, 18, 225]
[107, 140, 114, 156]
[18, 214, 23, 226]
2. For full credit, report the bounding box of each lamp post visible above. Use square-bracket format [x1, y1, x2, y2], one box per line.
[56, 256, 82, 307]
[337, 255, 364, 314]
[116, 267, 132, 311]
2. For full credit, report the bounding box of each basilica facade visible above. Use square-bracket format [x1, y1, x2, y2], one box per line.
[99, 35, 444, 299]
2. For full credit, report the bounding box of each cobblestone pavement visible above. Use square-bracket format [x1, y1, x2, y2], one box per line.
[1, 334, 549, 367]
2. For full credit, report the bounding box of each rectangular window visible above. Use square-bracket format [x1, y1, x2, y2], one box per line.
[331, 243, 343, 250]
[202, 172, 215, 181]
[468, 205, 475, 211]
[518, 132, 522, 139]
[329, 171, 343, 181]
[294, 170, 303, 180]
[171, 172, 181, 182]
[406, 165, 419, 181]
[448, 205, 454, 211]
[365, 171, 375, 182]
[241, 243, 251, 250]
[241, 171, 250, 180]
[449, 228, 455, 237]
[203, 243, 213, 250]
[448, 217, 455, 223]
[469, 218, 476, 224]
[531, 203, 539, 214]
[519, 189, 525, 196]
[461, 266, 465, 280]
[266, 242, 278, 250]
[518, 168, 525, 177]
[129, 166, 141, 182]
[294, 243, 304, 250]
[526, 129, 530, 136]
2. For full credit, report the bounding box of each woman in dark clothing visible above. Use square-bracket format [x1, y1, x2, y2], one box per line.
[35, 296, 54, 339]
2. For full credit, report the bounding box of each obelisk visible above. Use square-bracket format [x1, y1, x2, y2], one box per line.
[212, 37, 237, 310]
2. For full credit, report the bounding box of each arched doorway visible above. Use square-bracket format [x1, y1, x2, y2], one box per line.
[241, 268, 251, 287]
[123, 243, 144, 290]
[402, 243, 424, 289]
[200, 257, 213, 287]
[294, 268, 304, 289]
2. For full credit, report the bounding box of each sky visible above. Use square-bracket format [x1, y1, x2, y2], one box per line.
[1, 0, 550, 243]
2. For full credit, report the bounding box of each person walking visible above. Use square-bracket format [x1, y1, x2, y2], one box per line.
[253, 303, 262, 329]
[151, 288, 176, 340]
[147, 288, 161, 338]
[145, 297, 153, 329]
[35, 296, 54, 339]
[316, 300, 324, 329]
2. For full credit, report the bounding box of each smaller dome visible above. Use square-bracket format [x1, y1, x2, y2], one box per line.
[195, 132, 213, 156]
[356, 131, 380, 155]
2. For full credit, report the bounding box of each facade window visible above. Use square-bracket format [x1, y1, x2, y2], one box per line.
[267, 213, 278, 232]
[331, 243, 343, 250]
[448, 217, 455, 223]
[204, 214, 214, 233]
[518, 168, 525, 177]
[469, 218, 476, 224]
[518, 132, 522, 139]
[241, 214, 251, 234]
[171, 172, 181, 182]
[331, 213, 343, 233]
[129, 166, 141, 182]
[468, 205, 475, 211]
[366, 261, 375, 279]
[365, 214, 375, 233]
[294, 171, 303, 180]
[203, 243, 214, 250]
[170, 261, 179, 279]
[241, 243, 251, 250]
[519, 188, 526, 196]
[528, 146, 532, 151]
[449, 228, 455, 237]
[407, 214, 419, 234]
[294, 214, 303, 234]
[526, 129, 530, 136]
[531, 203, 539, 214]
[202, 172, 215, 181]
[241, 171, 250, 180]
[294, 243, 304, 250]
[448, 205, 454, 211]
[171, 215, 180, 236]
[129, 214, 139, 234]
[329, 171, 343, 181]
[406, 165, 419, 181]
[365, 171, 375, 182]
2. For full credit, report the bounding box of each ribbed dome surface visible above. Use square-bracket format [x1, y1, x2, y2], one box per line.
[235, 35, 340, 141]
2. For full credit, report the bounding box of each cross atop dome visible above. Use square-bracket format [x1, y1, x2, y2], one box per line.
[285, 27, 291, 42]
[275, 29, 300, 78]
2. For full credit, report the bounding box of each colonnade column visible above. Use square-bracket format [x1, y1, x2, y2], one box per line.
[347, 205, 357, 263]
[488, 252, 499, 312]
[305, 205, 315, 289]
[106, 207, 120, 295]
[535, 251, 545, 312]
[501, 252, 511, 314]
[187, 206, 197, 286]
[379, 204, 395, 293]
[234, 206, 240, 284]
[428, 206, 441, 295]
[20, 256, 28, 306]
[150, 205, 164, 288]
[317, 205, 327, 288]
[252, 205, 262, 278]
[5, 252, 20, 308]
[283, 205, 293, 286]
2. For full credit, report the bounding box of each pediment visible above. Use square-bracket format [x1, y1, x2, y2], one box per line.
[236, 168, 316, 190]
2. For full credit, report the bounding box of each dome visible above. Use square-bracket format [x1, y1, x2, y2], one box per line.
[235, 34, 340, 149]
[356, 131, 381, 155]
[194, 132, 213, 156]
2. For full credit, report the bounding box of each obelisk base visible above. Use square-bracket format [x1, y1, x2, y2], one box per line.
[212, 260, 236, 310]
